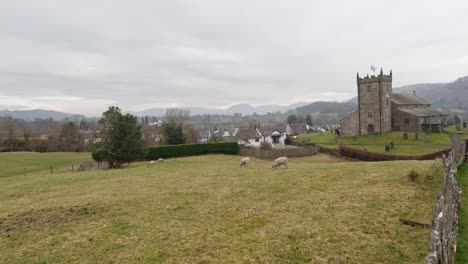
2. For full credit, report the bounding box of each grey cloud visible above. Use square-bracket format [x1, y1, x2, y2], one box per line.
[1, 0, 468, 115]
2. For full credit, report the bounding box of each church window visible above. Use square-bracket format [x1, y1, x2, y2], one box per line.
[404, 119, 409, 125]
[367, 85, 372, 92]
[368, 112, 373, 118]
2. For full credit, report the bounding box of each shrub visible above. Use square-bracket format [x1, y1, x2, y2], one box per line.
[146, 142, 239, 160]
[260, 141, 272, 150]
[407, 169, 420, 182]
[285, 136, 294, 145]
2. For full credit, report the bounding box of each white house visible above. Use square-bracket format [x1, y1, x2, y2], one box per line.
[257, 125, 287, 148]
[198, 129, 211, 143]
[237, 128, 261, 147]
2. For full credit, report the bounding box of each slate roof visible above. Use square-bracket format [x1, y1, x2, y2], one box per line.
[398, 107, 447, 117]
[236, 128, 260, 139]
[198, 129, 210, 138]
[258, 124, 287, 136]
[391, 93, 431, 105]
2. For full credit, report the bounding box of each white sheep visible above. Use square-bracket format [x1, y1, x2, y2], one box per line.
[272, 157, 288, 169]
[158, 158, 165, 162]
[240, 157, 251, 167]
[147, 160, 155, 167]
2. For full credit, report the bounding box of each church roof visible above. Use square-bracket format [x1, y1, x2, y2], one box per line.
[398, 107, 447, 117]
[391, 93, 430, 105]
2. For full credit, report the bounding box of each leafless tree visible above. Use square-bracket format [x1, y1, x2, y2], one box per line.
[3, 116, 15, 152]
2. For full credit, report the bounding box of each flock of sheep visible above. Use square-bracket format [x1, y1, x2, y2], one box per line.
[148, 156, 288, 169]
[240, 156, 288, 169]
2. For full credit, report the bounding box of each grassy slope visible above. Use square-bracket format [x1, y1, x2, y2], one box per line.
[0, 152, 91, 178]
[456, 163, 468, 263]
[0, 153, 443, 263]
[444, 125, 468, 134]
[296, 132, 453, 155]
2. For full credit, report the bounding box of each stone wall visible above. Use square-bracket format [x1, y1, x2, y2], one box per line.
[239, 146, 318, 159]
[424, 150, 463, 264]
[392, 104, 421, 132]
[339, 111, 359, 137]
[77, 161, 109, 171]
[449, 134, 466, 166]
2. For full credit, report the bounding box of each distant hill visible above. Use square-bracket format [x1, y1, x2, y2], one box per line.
[132, 102, 309, 116]
[295, 101, 356, 115]
[348, 75, 468, 110]
[0, 109, 79, 120]
[394, 76, 468, 109]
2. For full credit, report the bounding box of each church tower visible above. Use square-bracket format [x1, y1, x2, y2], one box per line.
[357, 69, 392, 134]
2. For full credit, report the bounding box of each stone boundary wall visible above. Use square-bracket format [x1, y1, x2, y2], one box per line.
[318, 146, 340, 156]
[425, 150, 463, 264]
[449, 133, 466, 165]
[239, 146, 318, 159]
[77, 161, 109, 172]
[338, 145, 452, 161]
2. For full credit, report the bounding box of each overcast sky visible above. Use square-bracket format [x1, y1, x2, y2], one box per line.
[1, 0, 468, 116]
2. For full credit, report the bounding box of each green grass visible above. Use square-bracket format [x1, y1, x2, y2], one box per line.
[456, 162, 468, 263]
[0, 152, 92, 178]
[347, 145, 449, 156]
[0, 153, 444, 263]
[444, 125, 468, 134]
[295, 131, 453, 155]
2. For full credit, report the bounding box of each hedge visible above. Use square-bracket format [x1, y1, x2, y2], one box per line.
[146, 142, 240, 160]
[339, 145, 452, 161]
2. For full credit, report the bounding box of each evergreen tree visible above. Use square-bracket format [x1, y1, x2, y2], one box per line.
[287, 114, 298, 124]
[92, 106, 145, 168]
[454, 114, 461, 125]
[306, 114, 313, 126]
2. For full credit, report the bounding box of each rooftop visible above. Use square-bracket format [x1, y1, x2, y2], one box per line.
[391, 93, 430, 105]
[398, 107, 447, 117]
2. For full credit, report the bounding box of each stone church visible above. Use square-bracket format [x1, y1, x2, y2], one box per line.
[340, 69, 448, 137]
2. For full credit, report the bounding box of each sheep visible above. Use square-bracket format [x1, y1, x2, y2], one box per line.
[240, 157, 251, 167]
[158, 158, 165, 162]
[272, 157, 288, 169]
[147, 160, 155, 168]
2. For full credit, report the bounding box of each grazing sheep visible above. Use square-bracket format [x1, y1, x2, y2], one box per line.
[272, 157, 288, 169]
[240, 157, 251, 167]
[147, 160, 155, 168]
[158, 158, 165, 162]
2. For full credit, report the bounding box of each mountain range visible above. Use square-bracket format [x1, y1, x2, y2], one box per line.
[348, 75, 468, 111]
[2, 74, 467, 120]
[0, 109, 83, 120]
[130, 102, 309, 117]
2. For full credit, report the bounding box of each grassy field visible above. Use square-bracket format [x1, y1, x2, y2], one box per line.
[0, 152, 92, 178]
[456, 162, 468, 263]
[0, 152, 444, 263]
[444, 125, 468, 134]
[295, 131, 453, 155]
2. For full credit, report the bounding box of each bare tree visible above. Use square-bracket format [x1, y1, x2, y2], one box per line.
[165, 108, 191, 126]
[182, 122, 199, 144]
[3, 116, 15, 152]
[23, 125, 32, 151]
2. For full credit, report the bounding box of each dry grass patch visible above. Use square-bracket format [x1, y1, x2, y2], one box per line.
[0, 154, 442, 263]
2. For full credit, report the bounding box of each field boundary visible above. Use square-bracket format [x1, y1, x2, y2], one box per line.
[338, 145, 452, 161]
[239, 146, 318, 159]
[425, 149, 463, 264]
